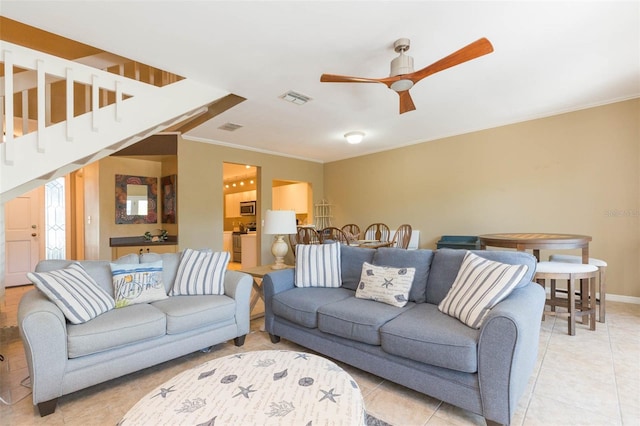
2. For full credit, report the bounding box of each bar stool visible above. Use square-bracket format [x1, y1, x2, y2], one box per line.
[535, 261, 598, 336]
[548, 254, 607, 323]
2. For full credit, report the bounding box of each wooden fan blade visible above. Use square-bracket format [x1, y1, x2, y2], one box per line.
[320, 73, 384, 84]
[398, 90, 416, 114]
[410, 37, 494, 84]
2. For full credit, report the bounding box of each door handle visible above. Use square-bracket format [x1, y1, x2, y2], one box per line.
[31, 233, 37, 237]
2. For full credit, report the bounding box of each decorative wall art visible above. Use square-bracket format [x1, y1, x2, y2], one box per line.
[115, 174, 158, 224]
[161, 175, 177, 224]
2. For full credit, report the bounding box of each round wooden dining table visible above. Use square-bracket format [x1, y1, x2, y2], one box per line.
[478, 233, 592, 263]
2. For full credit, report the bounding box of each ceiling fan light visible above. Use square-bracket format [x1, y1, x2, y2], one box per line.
[390, 79, 414, 92]
[344, 131, 365, 144]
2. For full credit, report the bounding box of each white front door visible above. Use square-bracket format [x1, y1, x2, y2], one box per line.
[4, 187, 43, 287]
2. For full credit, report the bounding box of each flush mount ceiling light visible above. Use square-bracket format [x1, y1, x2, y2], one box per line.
[344, 131, 365, 144]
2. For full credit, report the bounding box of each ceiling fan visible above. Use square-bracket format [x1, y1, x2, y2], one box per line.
[320, 37, 494, 114]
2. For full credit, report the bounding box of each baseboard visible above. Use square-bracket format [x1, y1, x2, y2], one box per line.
[606, 294, 640, 304]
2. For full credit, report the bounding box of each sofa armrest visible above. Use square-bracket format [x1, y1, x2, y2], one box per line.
[477, 282, 545, 425]
[261, 269, 295, 334]
[17, 289, 69, 405]
[223, 270, 253, 336]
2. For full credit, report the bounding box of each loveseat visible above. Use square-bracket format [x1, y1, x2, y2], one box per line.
[18, 250, 252, 416]
[263, 246, 545, 426]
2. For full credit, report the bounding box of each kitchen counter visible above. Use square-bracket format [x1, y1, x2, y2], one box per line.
[241, 233, 257, 269]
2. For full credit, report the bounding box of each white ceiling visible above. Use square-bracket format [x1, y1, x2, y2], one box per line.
[3, 1, 639, 163]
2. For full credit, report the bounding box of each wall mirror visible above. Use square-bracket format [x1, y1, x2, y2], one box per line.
[115, 174, 158, 224]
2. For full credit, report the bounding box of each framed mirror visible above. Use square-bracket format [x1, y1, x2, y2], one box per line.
[115, 174, 158, 224]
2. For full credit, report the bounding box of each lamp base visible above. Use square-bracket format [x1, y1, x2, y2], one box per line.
[271, 235, 289, 270]
[271, 262, 287, 270]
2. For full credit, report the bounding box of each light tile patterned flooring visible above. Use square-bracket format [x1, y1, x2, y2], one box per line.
[1, 284, 638, 425]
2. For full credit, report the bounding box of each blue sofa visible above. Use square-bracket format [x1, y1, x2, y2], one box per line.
[263, 247, 545, 426]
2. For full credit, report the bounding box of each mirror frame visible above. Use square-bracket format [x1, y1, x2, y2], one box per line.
[115, 174, 158, 224]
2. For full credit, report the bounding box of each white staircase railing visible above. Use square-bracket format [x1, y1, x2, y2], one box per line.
[1, 41, 230, 202]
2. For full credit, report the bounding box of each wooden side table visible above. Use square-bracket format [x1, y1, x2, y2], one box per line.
[241, 264, 294, 319]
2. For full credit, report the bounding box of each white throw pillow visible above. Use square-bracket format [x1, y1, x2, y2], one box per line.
[438, 251, 528, 329]
[170, 249, 230, 295]
[110, 260, 168, 308]
[295, 243, 342, 288]
[355, 262, 415, 307]
[27, 263, 115, 324]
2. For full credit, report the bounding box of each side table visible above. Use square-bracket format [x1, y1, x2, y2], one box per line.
[241, 264, 294, 320]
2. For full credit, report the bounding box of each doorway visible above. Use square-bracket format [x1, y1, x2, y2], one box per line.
[222, 162, 259, 269]
[4, 187, 44, 287]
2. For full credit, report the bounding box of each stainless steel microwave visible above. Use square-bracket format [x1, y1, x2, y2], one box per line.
[240, 200, 256, 216]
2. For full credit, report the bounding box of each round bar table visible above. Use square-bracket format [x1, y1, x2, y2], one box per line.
[478, 233, 592, 263]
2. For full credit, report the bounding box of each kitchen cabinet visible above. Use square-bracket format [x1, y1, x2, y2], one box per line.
[272, 183, 308, 214]
[225, 190, 257, 218]
[241, 233, 257, 269]
[223, 231, 233, 254]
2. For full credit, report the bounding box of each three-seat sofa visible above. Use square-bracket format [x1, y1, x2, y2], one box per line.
[263, 246, 545, 426]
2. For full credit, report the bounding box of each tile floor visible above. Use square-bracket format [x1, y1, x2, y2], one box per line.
[1, 284, 638, 425]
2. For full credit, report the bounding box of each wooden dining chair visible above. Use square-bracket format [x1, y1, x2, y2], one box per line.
[294, 226, 322, 245]
[341, 224, 361, 240]
[390, 224, 412, 249]
[320, 227, 350, 244]
[289, 227, 322, 258]
[364, 223, 391, 242]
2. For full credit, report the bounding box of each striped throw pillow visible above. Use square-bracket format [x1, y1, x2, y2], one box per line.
[438, 251, 528, 329]
[170, 249, 230, 295]
[295, 243, 342, 288]
[27, 263, 115, 324]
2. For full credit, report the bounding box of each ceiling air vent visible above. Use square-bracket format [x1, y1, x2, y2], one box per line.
[218, 123, 243, 132]
[279, 90, 312, 105]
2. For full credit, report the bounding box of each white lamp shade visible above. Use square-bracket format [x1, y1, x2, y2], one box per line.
[263, 210, 297, 235]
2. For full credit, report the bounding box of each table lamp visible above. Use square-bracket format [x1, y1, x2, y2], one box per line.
[263, 209, 297, 269]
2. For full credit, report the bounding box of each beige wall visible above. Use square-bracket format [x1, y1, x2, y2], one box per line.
[324, 99, 640, 299]
[177, 138, 324, 265]
[95, 157, 163, 259]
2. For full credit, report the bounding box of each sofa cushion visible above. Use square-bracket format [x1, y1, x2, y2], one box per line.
[151, 295, 236, 334]
[28, 263, 116, 324]
[438, 251, 529, 329]
[372, 248, 433, 303]
[141, 252, 180, 293]
[272, 287, 354, 328]
[380, 303, 480, 373]
[110, 261, 168, 308]
[295, 243, 342, 288]
[355, 262, 415, 307]
[317, 297, 414, 345]
[67, 303, 166, 358]
[426, 249, 537, 305]
[340, 244, 376, 290]
[170, 249, 229, 295]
